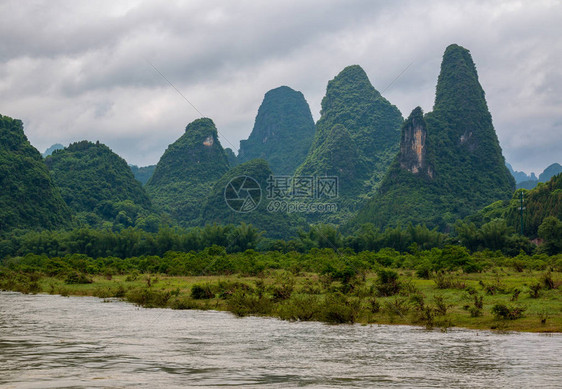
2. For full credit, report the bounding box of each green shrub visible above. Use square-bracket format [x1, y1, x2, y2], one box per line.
[169, 296, 199, 310]
[125, 271, 139, 281]
[491, 304, 526, 320]
[529, 283, 542, 298]
[191, 284, 214, 299]
[415, 264, 432, 279]
[367, 297, 381, 313]
[226, 290, 272, 317]
[383, 296, 409, 321]
[434, 271, 465, 289]
[277, 294, 321, 321]
[64, 271, 92, 284]
[321, 293, 360, 324]
[215, 280, 253, 299]
[469, 306, 482, 317]
[541, 271, 558, 290]
[125, 287, 171, 308]
[433, 296, 450, 315]
[376, 269, 401, 296]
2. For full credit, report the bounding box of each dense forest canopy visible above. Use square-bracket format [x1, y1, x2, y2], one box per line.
[0, 115, 71, 233]
[295, 65, 404, 224]
[45, 140, 155, 230]
[145, 118, 230, 226]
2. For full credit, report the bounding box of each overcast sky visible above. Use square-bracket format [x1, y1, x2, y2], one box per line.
[1, 0, 560, 174]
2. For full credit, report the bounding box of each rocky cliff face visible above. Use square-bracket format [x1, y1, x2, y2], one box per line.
[399, 107, 433, 178]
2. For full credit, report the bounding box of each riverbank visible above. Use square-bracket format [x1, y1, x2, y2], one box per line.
[1, 268, 560, 332]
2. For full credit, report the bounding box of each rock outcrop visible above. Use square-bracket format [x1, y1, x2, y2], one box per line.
[399, 107, 433, 178]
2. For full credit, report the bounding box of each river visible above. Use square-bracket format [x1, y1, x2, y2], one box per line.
[0, 291, 561, 388]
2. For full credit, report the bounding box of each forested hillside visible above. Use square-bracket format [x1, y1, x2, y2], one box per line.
[238, 86, 315, 175]
[145, 118, 230, 226]
[296, 65, 403, 222]
[0, 115, 71, 232]
[45, 141, 155, 230]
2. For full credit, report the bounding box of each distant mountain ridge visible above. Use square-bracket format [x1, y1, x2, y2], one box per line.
[130, 164, 156, 185]
[42, 143, 64, 158]
[506, 162, 562, 189]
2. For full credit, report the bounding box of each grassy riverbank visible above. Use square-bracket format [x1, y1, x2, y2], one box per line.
[1, 260, 560, 332]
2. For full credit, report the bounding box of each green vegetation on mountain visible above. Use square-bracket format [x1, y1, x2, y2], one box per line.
[295, 65, 403, 221]
[299, 124, 367, 197]
[224, 148, 239, 168]
[0, 115, 71, 232]
[130, 164, 156, 185]
[145, 118, 230, 226]
[45, 141, 154, 230]
[238, 86, 315, 175]
[464, 173, 562, 239]
[353, 45, 515, 230]
[199, 159, 305, 239]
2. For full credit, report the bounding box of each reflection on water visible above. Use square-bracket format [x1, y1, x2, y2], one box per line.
[0, 291, 561, 388]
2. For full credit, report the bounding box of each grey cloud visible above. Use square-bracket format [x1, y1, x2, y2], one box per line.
[0, 0, 560, 174]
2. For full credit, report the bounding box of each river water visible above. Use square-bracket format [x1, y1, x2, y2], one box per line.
[0, 292, 561, 388]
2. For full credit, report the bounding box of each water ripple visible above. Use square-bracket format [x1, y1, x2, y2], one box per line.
[0, 291, 561, 388]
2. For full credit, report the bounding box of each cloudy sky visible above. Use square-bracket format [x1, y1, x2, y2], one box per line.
[1, 0, 560, 174]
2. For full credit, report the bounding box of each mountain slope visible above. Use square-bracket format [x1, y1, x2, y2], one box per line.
[295, 65, 403, 220]
[352, 44, 515, 230]
[145, 118, 230, 225]
[45, 140, 153, 228]
[238, 86, 315, 175]
[199, 159, 304, 239]
[0, 115, 71, 232]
